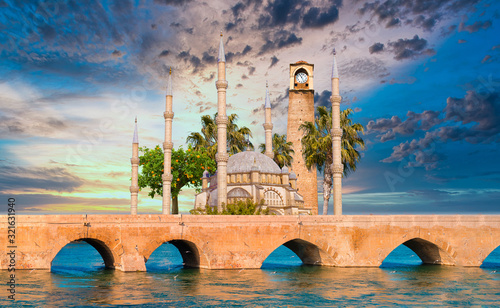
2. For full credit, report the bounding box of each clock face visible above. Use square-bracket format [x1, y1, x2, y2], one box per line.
[295, 72, 308, 84]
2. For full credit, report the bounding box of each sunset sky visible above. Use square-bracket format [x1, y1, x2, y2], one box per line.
[1, 0, 499, 214]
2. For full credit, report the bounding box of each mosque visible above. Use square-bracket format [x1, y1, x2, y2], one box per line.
[129, 34, 344, 216]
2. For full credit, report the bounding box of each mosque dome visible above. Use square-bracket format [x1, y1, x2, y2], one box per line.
[227, 151, 281, 174]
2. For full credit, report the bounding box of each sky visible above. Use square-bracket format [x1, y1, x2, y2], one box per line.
[0, 0, 499, 215]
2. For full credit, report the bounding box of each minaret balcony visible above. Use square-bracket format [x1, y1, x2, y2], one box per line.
[330, 95, 342, 104]
[263, 123, 273, 130]
[332, 163, 344, 174]
[215, 153, 229, 162]
[330, 128, 343, 137]
[163, 142, 174, 150]
[215, 115, 228, 125]
[162, 173, 173, 182]
[215, 80, 228, 89]
[163, 111, 174, 119]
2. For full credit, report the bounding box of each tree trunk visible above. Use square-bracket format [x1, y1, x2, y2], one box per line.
[323, 162, 333, 215]
[172, 195, 179, 214]
[323, 180, 330, 215]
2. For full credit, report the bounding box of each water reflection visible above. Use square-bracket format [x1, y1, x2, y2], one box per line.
[2, 243, 499, 306]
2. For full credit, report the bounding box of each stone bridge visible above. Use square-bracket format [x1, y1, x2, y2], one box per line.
[1, 215, 499, 271]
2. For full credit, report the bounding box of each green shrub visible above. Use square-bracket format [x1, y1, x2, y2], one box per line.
[190, 199, 270, 215]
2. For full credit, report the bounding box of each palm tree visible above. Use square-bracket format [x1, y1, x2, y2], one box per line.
[187, 113, 253, 161]
[300, 106, 364, 215]
[259, 133, 295, 168]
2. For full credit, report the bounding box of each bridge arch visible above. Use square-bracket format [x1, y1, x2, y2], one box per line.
[480, 244, 500, 267]
[261, 238, 338, 267]
[143, 238, 207, 269]
[382, 237, 456, 266]
[50, 237, 117, 270]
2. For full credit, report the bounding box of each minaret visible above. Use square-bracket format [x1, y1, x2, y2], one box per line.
[130, 117, 139, 215]
[162, 68, 174, 214]
[330, 49, 343, 216]
[215, 32, 229, 212]
[263, 81, 274, 159]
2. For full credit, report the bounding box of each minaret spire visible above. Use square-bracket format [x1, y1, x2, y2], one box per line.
[130, 117, 140, 215]
[162, 67, 174, 214]
[215, 33, 229, 211]
[263, 81, 274, 159]
[218, 31, 226, 62]
[330, 48, 343, 216]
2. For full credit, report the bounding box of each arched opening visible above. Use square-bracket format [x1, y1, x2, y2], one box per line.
[264, 189, 284, 206]
[262, 239, 335, 268]
[51, 238, 115, 273]
[146, 240, 200, 271]
[381, 238, 454, 267]
[262, 245, 302, 268]
[481, 246, 500, 268]
[227, 187, 252, 204]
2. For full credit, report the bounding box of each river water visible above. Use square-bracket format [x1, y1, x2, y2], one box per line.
[2, 242, 499, 307]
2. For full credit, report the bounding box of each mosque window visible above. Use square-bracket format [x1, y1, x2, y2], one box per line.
[264, 190, 284, 207]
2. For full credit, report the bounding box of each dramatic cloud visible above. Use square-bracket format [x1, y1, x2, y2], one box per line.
[358, 0, 481, 31]
[111, 50, 125, 58]
[481, 55, 491, 63]
[387, 35, 435, 60]
[301, 5, 340, 29]
[459, 20, 492, 33]
[158, 50, 170, 57]
[371, 89, 500, 169]
[369, 42, 384, 54]
[0, 166, 85, 193]
[269, 56, 279, 68]
[314, 90, 332, 108]
[154, 0, 192, 6]
[259, 31, 303, 54]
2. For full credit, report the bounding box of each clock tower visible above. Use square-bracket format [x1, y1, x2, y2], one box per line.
[287, 61, 318, 215]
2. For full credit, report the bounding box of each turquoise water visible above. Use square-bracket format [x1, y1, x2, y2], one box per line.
[2, 242, 499, 307]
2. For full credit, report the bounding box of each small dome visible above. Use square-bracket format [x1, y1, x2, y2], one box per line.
[202, 170, 209, 178]
[281, 166, 289, 174]
[289, 171, 297, 179]
[227, 151, 281, 174]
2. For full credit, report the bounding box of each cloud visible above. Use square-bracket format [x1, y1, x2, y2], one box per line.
[154, 0, 192, 6]
[242, 45, 252, 55]
[259, 30, 303, 54]
[0, 166, 85, 193]
[269, 56, 279, 68]
[389, 76, 417, 84]
[387, 35, 435, 60]
[158, 50, 170, 57]
[341, 57, 388, 80]
[301, 4, 340, 29]
[0, 193, 130, 213]
[111, 50, 125, 58]
[373, 89, 500, 169]
[314, 90, 332, 108]
[177, 50, 204, 73]
[481, 55, 491, 63]
[443, 90, 500, 140]
[459, 20, 492, 33]
[358, 0, 481, 32]
[369, 42, 384, 54]
[458, 39, 467, 44]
